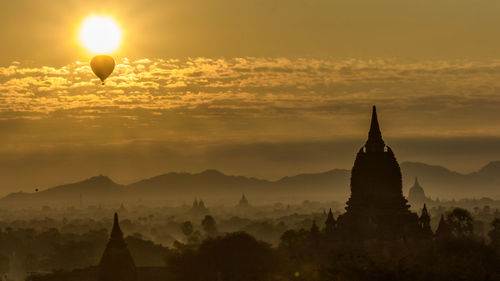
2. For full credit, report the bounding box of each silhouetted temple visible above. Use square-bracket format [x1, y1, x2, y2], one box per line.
[98, 213, 137, 281]
[324, 208, 336, 235]
[418, 204, 432, 238]
[190, 198, 209, 215]
[236, 194, 250, 208]
[337, 106, 420, 240]
[29, 214, 168, 281]
[435, 214, 452, 239]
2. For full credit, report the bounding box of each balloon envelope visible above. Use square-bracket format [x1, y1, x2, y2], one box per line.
[90, 55, 115, 84]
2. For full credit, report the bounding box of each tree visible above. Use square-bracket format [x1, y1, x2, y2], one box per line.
[309, 220, 321, 245]
[167, 232, 275, 281]
[181, 221, 193, 237]
[489, 218, 500, 248]
[201, 215, 217, 237]
[446, 208, 474, 237]
[125, 235, 171, 267]
[0, 255, 9, 277]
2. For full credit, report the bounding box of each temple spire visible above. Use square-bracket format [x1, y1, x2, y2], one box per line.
[421, 204, 429, 217]
[418, 204, 432, 238]
[110, 212, 123, 241]
[99, 212, 137, 281]
[365, 105, 385, 152]
[435, 214, 451, 239]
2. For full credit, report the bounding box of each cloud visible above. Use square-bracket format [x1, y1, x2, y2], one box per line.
[1, 57, 500, 142]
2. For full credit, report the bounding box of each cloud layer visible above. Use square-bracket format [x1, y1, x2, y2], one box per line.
[2, 57, 500, 138]
[2, 57, 500, 192]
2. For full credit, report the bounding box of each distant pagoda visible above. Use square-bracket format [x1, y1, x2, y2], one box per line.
[236, 194, 250, 208]
[190, 198, 209, 215]
[408, 177, 431, 206]
[98, 213, 137, 281]
[337, 106, 419, 240]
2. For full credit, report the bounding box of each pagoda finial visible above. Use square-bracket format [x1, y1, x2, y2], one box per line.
[111, 212, 123, 239]
[415, 177, 420, 186]
[421, 204, 429, 216]
[365, 105, 385, 152]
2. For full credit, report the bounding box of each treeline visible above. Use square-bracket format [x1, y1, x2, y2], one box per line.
[12, 208, 500, 281]
[167, 208, 500, 281]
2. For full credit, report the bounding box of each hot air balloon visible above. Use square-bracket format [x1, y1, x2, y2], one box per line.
[90, 55, 115, 85]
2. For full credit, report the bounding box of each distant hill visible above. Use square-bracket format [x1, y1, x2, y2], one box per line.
[127, 168, 350, 202]
[1, 161, 499, 208]
[275, 169, 349, 195]
[127, 169, 273, 197]
[0, 175, 125, 207]
[400, 161, 500, 198]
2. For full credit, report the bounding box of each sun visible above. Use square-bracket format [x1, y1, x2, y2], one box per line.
[79, 15, 122, 54]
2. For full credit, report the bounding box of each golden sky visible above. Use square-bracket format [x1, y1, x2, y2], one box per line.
[2, 0, 500, 64]
[1, 0, 500, 193]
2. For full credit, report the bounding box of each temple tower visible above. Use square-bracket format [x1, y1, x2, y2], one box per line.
[435, 214, 451, 239]
[418, 204, 432, 238]
[324, 208, 336, 235]
[98, 213, 137, 281]
[309, 220, 320, 243]
[337, 106, 419, 240]
[236, 194, 250, 208]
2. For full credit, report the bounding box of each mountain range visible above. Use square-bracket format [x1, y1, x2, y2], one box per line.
[1, 161, 499, 208]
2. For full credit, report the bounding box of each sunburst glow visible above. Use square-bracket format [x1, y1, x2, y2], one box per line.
[79, 15, 121, 54]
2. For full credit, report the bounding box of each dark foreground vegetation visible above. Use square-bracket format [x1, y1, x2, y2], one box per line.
[20, 207, 500, 281]
[165, 212, 500, 281]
